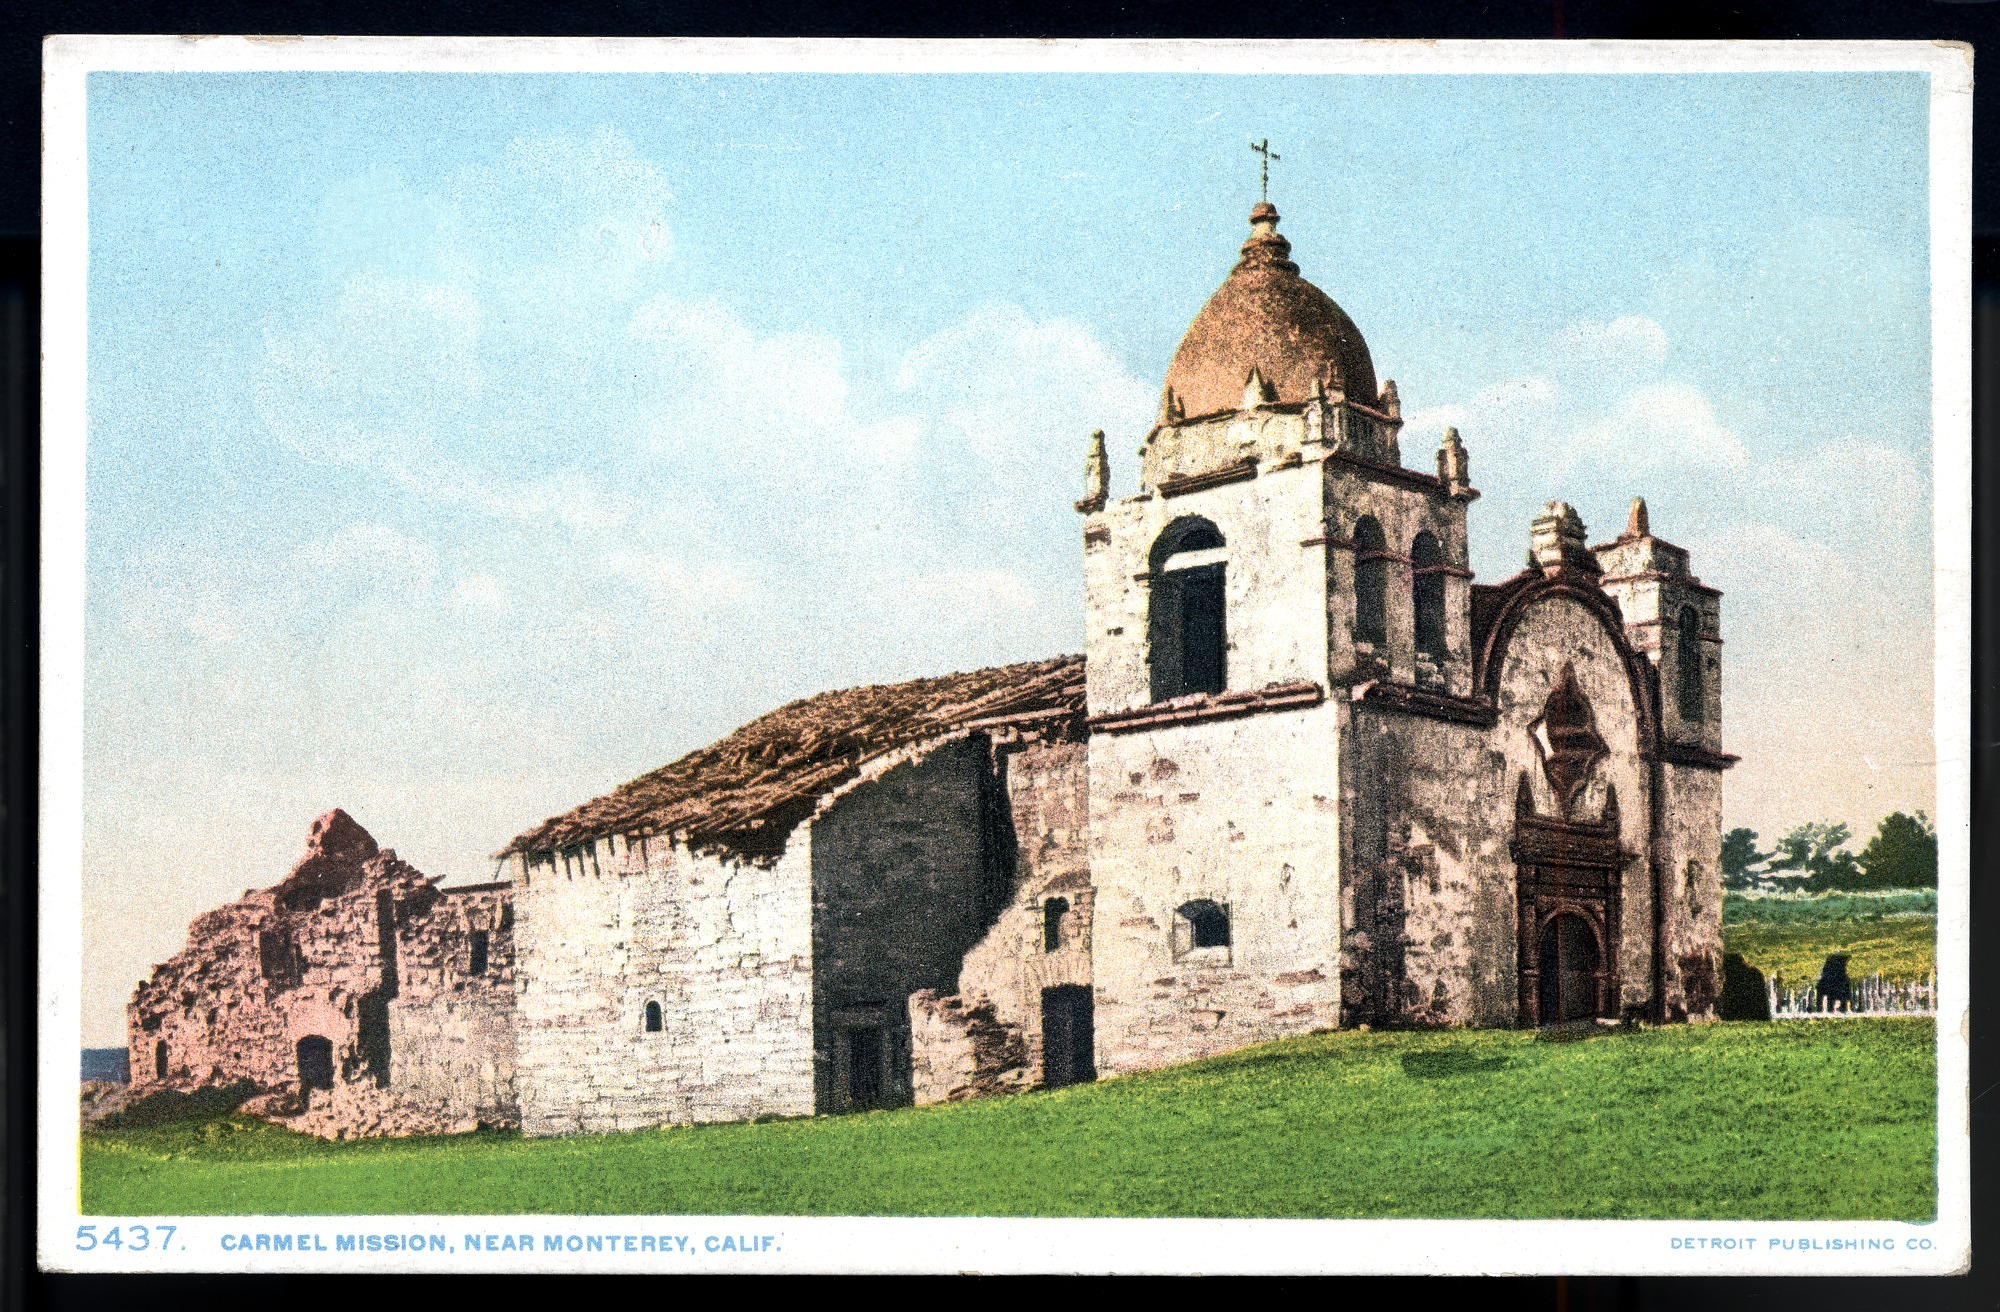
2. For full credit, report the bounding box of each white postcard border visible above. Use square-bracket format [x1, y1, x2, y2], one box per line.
[37, 35, 1974, 1277]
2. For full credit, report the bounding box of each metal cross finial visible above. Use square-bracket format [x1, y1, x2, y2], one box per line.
[1250, 138, 1281, 202]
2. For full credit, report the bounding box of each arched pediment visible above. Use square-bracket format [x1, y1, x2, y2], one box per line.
[1474, 571, 1659, 757]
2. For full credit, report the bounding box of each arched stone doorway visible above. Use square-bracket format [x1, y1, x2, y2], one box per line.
[1536, 912, 1604, 1024]
[1511, 666, 1633, 1026]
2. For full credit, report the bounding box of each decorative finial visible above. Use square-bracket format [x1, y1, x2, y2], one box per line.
[1530, 501, 1598, 575]
[1625, 496, 1650, 539]
[1250, 138, 1281, 203]
[1379, 379, 1401, 419]
[1241, 366, 1277, 410]
[1076, 430, 1109, 514]
[1436, 426, 1471, 497]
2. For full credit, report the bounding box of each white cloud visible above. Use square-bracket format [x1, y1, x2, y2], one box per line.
[293, 523, 439, 598]
[1559, 315, 1668, 364]
[1570, 382, 1748, 471]
[896, 302, 1155, 490]
[450, 573, 509, 616]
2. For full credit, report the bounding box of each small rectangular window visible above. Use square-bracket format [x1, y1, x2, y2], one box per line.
[468, 930, 490, 976]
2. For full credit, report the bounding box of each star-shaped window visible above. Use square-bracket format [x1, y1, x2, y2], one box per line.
[1529, 662, 1606, 818]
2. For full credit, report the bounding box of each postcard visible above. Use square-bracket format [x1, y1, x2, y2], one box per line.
[38, 36, 1972, 1275]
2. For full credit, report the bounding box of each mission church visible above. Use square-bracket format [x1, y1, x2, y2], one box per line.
[127, 193, 1735, 1138]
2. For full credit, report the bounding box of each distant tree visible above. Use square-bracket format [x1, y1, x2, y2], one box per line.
[1766, 822, 1850, 878]
[1765, 821, 1870, 892]
[1857, 811, 1938, 890]
[1720, 828, 1769, 890]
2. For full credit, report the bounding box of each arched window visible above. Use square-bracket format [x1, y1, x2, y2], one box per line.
[153, 1038, 168, 1081]
[1043, 897, 1070, 953]
[1411, 530, 1447, 664]
[643, 1001, 663, 1033]
[1677, 606, 1704, 723]
[1352, 516, 1388, 646]
[1148, 518, 1227, 702]
[1175, 899, 1231, 955]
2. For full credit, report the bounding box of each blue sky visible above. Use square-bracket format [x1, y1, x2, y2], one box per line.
[79, 70, 1935, 1041]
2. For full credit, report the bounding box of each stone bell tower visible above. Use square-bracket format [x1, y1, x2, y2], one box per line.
[1593, 497, 1723, 753]
[1074, 201, 1473, 1073]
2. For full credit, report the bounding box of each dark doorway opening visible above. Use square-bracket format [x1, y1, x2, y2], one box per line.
[846, 1027, 882, 1109]
[1041, 984, 1097, 1089]
[297, 1034, 335, 1091]
[469, 929, 490, 976]
[1536, 914, 1602, 1025]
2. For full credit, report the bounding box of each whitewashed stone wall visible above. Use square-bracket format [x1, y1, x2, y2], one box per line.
[512, 833, 813, 1136]
[1338, 705, 1512, 1025]
[1657, 763, 1726, 1018]
[1088, 703, 1344, 1075]
[1085, 454, 1329, 718]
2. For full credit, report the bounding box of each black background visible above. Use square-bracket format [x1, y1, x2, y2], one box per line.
[2, 1, 1995, 1306]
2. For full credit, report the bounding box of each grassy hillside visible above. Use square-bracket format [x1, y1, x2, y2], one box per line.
[82, 1020, 1935, 1220]
[1722, 890, 1936, 986]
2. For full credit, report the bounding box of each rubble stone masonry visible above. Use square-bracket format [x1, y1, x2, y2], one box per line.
[126, 810, 517, 1138]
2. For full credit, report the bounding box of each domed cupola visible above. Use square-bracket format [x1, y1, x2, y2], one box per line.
[1161, 203, 1377, 421]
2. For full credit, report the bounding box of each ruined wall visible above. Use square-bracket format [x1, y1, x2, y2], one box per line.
[932, 739, 1091, 1095]
[1088, 703, 1344, 1076]
[127, 810, 518, 1137]
[384, 885, 517, 1128]
[809, 735, 1003, 1112]
[1338, 705, 1509, 1026]
[1657, 763, 1725, 1019]
[511, 831, 813, 1136]
[907, 990, 1032, 1103]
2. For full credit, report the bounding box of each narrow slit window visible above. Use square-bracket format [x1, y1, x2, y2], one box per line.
[1043, 897, 1070, 953]
[644, 1001, 663, 1033]
[468, 930, 490, 976]
[1411, 530, 1447, 663]
[1676, 606, 1704, 723]
[1352, 516, 1387, 645]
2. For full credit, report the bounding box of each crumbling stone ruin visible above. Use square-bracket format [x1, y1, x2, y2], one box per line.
[132, 201, 1732, 1140]
[126, 809, 516, 1137]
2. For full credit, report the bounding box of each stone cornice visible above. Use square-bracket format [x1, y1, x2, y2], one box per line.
[1349, 680, 1498, 727]
[1156, 455, 1260, 498]
[1087, 681, 1325, 734]
[1655, 741, 1740, 771]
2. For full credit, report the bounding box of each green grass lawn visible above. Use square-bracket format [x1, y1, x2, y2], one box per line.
[1722, 891, 1936, 987]
[82, 1020, 1936, 1221]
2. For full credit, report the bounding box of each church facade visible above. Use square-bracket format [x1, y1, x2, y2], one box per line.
[126, 202, 1733, 1138]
